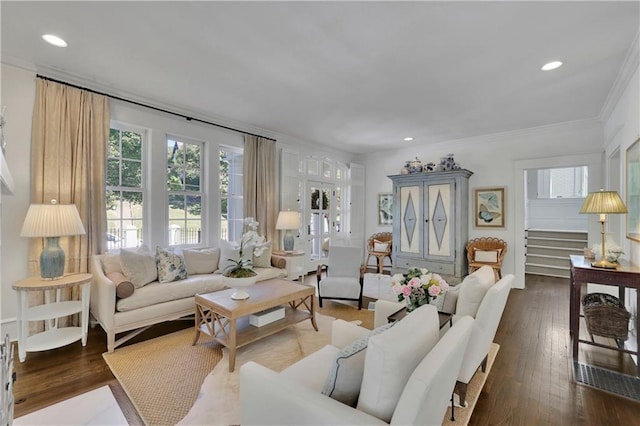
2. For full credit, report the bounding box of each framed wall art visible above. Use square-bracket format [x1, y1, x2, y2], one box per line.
[378, 193, 393, 225]
[474, 187, 506, 228]
[627, 137, 640, 242]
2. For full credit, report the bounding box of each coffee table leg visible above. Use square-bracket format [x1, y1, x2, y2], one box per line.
[193, 304, 202, 345]
[310, 295, 318, 331]
[229, 318, 237, 372]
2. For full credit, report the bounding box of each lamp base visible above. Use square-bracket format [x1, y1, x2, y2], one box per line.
[591, 258, 618, 269]
[40, 237, 65, 280]
[283, 232, 294, 252]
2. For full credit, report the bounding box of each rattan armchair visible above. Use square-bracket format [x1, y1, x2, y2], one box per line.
[365, 232, 393, 274]
[466, 237, 507, 279]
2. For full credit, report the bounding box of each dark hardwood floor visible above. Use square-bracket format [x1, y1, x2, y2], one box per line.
[11, 274, 640, 424]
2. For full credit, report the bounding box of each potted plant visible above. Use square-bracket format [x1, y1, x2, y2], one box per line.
[223, 217, 267, 299]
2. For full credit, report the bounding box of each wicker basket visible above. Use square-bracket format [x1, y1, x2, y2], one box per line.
[582, 293, 630, 341]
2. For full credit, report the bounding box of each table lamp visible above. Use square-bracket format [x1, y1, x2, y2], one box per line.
[579, 189, 628, 269]
[20, 199, 86, 279]
[276, 210, 300, 252]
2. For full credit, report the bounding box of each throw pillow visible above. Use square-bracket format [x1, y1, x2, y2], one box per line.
[106, 271, 135, 299]
[218, 240, 241, 273]
[156, 246, 188, 283]
[120, 247, 157, 288]
[321, 322, 394, 407]
[357, 305, 440, 422]
[183, 248, 221, 275]
[456, 270, 494, 317]
[474, 249, 501, 263]
[373, 240, 389, 252]
[101, 252, 123, 275]
[252, 241, 273, 268]
[430, 286, 460, 314]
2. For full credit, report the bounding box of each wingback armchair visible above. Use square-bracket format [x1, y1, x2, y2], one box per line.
[317, 246, 365, 309]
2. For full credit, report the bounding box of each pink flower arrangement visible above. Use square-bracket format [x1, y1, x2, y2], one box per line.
[391, 267, 449, 305]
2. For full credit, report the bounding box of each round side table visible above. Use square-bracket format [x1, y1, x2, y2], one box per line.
[12, 273, 92, 362]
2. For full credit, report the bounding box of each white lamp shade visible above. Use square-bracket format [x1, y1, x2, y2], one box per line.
[21, 201, 86, 237]
[276, 211, 301, 230]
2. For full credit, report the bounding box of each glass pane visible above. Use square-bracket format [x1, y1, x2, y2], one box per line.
[310, 188, 320, 210]
[121, 160, 141, 187]
[168, 194, 185, 220]
[335, 213, 341, 232]
[106, 190, 119, 216]
[323, 161, 332, 179]
[186, 195, 202, 218]
[106, 159, 120, 186]
[307, 159, 319, 176]
[184, 220, 202, 244]
[322, 212, 329, 234]
[122, 131, 142, 160]
[184, 167, 201, 192]
[121, 191, 143, 219]
[309, 212, 320, 236]
[122, 220, 143, 248]
[323, 189, 331, 210]
[109, 129, 120, 158]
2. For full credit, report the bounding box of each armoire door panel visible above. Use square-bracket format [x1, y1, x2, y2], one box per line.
[427, 182, 453, 259]
[400, 185, 421, 254]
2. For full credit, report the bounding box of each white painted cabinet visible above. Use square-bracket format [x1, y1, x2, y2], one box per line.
[389, 170, 472, 278]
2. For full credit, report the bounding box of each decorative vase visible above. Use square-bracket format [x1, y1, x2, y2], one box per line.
[406, 295, 432, 313]
[222, 275, 258, 300]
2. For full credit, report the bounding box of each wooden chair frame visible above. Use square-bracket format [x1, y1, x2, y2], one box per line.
[466, 237, 507, 279]
[365, 232, 393, 274]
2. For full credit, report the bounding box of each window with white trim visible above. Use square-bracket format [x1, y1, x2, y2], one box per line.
[106, 125, 145, 249]
[219, 146, 243, 242]
[537, 166, 588, 199]
[167, 136, 203, 246]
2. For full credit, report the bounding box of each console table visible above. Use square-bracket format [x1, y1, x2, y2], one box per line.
[569, 255, 640, 376]
[12, 273, 92, 362]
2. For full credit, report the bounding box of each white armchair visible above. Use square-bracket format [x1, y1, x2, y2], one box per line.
[240, 304, 474, 425]
[316, 246, 365, 309]
[373, 266, 514, 407]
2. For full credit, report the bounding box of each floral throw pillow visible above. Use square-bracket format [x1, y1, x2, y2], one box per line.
[156, 247, 188, 283]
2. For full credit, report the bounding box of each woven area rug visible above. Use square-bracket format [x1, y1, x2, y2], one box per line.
[103, 328, 223, 426]
[444, 343, 500, 426]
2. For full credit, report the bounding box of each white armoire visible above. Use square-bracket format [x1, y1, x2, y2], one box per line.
[389, 169, 473, 278]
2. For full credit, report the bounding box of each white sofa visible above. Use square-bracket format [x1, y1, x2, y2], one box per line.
[374, 265, 514, 406]
[239, 304, 474, 425]
[90, 248, 288, 352]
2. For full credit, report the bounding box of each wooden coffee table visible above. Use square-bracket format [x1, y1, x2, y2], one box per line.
[193, 278, 317, 371]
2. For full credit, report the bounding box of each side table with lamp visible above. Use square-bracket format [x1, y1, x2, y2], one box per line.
[14, 200, 90, 362]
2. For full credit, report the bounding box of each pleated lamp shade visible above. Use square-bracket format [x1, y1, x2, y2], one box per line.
[20, 200, 86, 237]
[579, 190, 628, 214]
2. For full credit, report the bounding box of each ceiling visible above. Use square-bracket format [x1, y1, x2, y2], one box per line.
[2, 1, 639, 154]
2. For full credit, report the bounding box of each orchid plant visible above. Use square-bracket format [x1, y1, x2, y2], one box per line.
[391, 267, 449, 308]
[223, 217, 267, 278]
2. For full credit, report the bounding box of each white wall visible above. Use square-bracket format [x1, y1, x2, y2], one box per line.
[0, 64, 36, 338]
[356, 119, 604, 289]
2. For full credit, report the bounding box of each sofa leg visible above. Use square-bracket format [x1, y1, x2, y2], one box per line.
[107, 331, 115, 353]
[319, 298, 323, 308]
[455, 381, 468, 407]
[481, 354, 488, 372]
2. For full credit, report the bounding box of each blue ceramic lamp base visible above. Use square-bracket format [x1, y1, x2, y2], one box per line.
[283, 231, 294, 252]
[40, 236, 65, 280]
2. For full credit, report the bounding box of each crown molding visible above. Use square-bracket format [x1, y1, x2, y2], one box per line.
[600, 30, 640, 122]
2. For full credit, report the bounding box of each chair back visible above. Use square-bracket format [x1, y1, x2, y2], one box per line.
[391, 316, 474, 425]
[458, 274, 513, 383]
[367, 232, 392, 254]
[327, 246, 363, 278]
[466, 237, 507, 265]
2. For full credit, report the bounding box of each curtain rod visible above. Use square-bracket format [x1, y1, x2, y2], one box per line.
[36, 74, 277, 142]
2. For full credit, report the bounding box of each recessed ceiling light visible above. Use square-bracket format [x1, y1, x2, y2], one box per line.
[404, 137, 414, 141]
[541, 61, 562, 71]
[42, 34, 68, 47]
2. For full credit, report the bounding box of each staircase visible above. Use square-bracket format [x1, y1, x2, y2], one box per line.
[525, 229, 588, 279]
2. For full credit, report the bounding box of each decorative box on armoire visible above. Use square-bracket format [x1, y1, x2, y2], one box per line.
[389, 169, 473, 279]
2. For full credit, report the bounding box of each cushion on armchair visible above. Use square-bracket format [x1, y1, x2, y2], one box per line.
[357, 304, 440, 422]
[455, 265, 495, 317]
[321, 322, 394, 406]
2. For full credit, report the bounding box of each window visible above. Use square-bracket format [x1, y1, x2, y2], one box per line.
[167, 137, 203, 246]
[219, 147, 243, 242]
[106, 125, 145, 249]
[537, 166, 588, 199]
